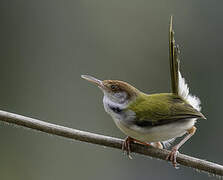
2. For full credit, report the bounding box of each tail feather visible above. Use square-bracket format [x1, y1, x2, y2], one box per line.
[162, 138, 176, 149]
[178, 72, 201, 111]
[169, 16, 201, 112]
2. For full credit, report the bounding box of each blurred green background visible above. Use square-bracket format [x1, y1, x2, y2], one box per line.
[0, 0, 222, 179]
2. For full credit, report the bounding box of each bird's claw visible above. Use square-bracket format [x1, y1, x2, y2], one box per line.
[166, 147, 179, 168]
[122, 137, 133, 159]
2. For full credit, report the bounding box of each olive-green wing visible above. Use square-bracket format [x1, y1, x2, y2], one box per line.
[169, 16, 180, 95]
[128, 94, 205, 127]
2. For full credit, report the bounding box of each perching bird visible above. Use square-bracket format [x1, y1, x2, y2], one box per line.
[81, 16, 206, 167]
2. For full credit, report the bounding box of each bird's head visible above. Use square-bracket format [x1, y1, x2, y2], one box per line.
[81, 75, 140, 105]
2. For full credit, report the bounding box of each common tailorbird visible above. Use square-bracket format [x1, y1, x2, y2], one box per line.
[81, 16, 206, 167]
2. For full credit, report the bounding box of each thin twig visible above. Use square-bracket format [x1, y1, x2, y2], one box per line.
[0, 110, 222, 177]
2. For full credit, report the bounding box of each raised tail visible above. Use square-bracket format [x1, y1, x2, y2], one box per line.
[169, 16, 201, 112]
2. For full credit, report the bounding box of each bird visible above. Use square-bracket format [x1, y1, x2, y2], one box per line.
[81, 16, 206, 167]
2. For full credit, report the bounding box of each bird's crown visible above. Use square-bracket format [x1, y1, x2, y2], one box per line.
[102, 80, 140, 100]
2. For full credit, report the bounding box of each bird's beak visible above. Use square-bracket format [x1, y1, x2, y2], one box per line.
[81, 75, 104, 89]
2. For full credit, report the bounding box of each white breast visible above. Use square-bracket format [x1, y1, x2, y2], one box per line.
[114, 117, 196, 142]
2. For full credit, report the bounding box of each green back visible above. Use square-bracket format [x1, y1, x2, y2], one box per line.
[128, 93, 205, 126]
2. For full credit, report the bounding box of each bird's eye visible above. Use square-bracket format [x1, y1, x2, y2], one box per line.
[110, 85, 117, 90]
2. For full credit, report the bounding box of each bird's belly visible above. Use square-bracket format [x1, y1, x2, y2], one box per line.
[113, 117, 196, 142]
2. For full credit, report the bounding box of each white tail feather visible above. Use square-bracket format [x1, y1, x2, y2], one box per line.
[178, 72, 201, 111]
[162, 138, 176, 149]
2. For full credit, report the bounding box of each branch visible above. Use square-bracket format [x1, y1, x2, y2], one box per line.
[0, 110, 222, 177]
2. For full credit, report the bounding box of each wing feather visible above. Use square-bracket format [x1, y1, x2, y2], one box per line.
[128, 94, 205, 127]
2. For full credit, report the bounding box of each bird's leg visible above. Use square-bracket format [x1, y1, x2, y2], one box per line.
[122, 136, 134, 159]
[122, 137, 152, 159]
[134, 140, 164, 149]
[166, 126, 197, 168]
[122, 136, 156, 159]
[132, 139, 151, 147]
[122, 138, 163, 159]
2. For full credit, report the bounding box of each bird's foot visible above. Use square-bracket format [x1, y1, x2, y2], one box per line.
[122, 136, 134, 159]
[122, 137, 152, 159]
[166, 146, 179, 168]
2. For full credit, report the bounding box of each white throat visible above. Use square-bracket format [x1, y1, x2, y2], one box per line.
[102, 94, 129, 116]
